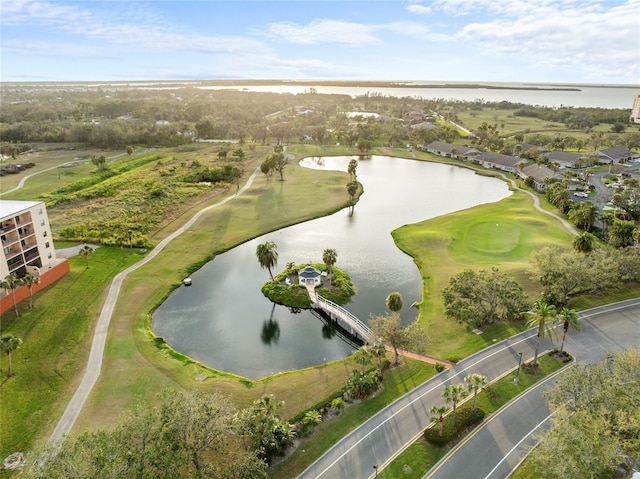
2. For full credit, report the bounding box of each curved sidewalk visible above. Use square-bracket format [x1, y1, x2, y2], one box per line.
[49, 168, 260, 442]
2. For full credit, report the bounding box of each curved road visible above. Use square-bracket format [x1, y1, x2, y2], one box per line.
[424, 298, 640, 479]
[298, 298, 640, 479]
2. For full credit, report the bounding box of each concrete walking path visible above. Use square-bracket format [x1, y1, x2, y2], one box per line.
[49, 168, 261, 442]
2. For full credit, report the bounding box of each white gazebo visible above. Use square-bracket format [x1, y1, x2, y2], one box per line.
[298, 265, 322, 287]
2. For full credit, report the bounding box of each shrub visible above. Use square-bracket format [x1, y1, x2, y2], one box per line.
[424, 406, 485, 446]
[434, 362, 446, 373]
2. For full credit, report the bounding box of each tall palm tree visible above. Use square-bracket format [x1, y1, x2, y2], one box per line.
[464, 373, 487, 409]
[429, 405, 448, 436]
[322, 248, 337, 284]
[385, 292, 403, 313]
[22, 273, 40, 309]
[79, 244, 93, 269]
[256, 241, 278, 282]
[525, 301, 559, 367]
[558, 308, 581, 353]
[443, 383, 467, 420]
[0, 333, 23, 377]
[1, 274, 22, 317]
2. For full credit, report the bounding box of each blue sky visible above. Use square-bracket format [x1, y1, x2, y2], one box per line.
[2, 0, 639, 84]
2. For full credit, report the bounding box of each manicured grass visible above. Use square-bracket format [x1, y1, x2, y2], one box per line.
[392, 189, 572, 359]
[377, 354, 565, 479]
[267, 358, 436, 479]
[0, 247, 142, 460]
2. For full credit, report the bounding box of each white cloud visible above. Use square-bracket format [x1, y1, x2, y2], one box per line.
[406, 4, 432, 15]
[455, 1, 639, 80]
[2, 0, 271, 56]
[2, 39, 116, 58]
[264, 19, 381, 45]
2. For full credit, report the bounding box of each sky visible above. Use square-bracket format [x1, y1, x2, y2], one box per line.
[1, 0, 639, 84]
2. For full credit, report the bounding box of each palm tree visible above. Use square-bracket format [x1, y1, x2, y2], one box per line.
[385, 292, 403, 313]
[464, 373, 487, 409]
[525, 301, 559, 367]
[0, 334, 23, 377]
[22, 273, 40, 309]
[79, 244, 93, 269]
[443, 384, 467, 420]
[256, 241, 278, 282]
[351, 345, 373, 373]
[1, 274, 22, 317]
[558, 308, 581, 353]
[347, 159, 358, 181]
[572, 231, 596, 253]
[429, 405, 448, 436]
[322, 248, 337, 284]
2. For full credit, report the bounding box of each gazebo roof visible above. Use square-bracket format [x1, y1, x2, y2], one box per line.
[299, 266, 321, 279]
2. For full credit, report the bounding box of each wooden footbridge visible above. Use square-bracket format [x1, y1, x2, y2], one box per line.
[306, 285, 372, 342]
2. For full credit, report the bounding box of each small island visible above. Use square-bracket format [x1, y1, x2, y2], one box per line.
[261, 263, 356, 309]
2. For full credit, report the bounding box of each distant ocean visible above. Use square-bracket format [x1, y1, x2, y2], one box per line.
[9, 80, 638, 109]
[197, 81, 639, 109]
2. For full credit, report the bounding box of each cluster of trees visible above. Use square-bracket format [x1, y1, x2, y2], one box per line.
[426, 374, 487, 444]
[23, 390, 301, 478]
[1, 272, 40, 317]
[260, 146, 288, 181]
[514, 105, 630, 129]
[531, 246, 640, 305]
[527, 349, 639, 478]
[442, 268, 529, 328]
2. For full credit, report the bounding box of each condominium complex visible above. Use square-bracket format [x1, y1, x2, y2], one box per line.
[631, 95, 640, 124]
[0, 200, 68, 313]
[1, 200, 57, 278]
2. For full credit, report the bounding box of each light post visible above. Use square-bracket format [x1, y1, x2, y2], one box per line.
[513, 352, 523, 384]
[373, 464, 378, 478]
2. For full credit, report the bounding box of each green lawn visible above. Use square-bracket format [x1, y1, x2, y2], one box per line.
[0, 247, 142, 460]
[392, 189, 572, 359]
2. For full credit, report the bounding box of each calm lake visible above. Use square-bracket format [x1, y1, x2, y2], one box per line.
[152, 156, 511, 379]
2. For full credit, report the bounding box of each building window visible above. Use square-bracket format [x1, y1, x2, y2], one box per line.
[41, 220, 45, 226]
[39, 208, 43, 215]
[48, 253, 52, 259]
[43, 231, 47, 237]
[45, 241, 50, 248]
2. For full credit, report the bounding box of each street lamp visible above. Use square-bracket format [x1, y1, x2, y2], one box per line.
[373, 464, 378, 478]
[513, 352, 523, 384]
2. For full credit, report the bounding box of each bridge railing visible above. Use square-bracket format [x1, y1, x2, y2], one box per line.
[315, 295, 372, 338]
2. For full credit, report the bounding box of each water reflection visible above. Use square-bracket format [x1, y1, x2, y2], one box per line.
[153, 156, 511, 379]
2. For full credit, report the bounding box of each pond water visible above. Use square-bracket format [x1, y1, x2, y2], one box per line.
[152, 156, 511, 379]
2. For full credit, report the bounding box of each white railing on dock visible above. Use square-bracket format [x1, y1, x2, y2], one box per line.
[312, 294, 372, 341]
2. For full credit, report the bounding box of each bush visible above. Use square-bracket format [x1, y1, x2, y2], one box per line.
[434, 362, 446, 373]
[424, 406, 485, 446]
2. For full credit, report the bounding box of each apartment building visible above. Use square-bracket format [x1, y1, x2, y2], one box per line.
[0, 200, 68, 313]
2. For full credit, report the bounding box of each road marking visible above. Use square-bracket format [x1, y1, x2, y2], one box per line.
[311, 333, 541, 477]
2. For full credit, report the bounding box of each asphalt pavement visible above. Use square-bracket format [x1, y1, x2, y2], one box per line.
[297, 298, 640, 479]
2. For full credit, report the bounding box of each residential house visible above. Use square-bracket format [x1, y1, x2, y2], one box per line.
[597, 147, 639, 164]
[422, 141, 480, 160]
[517, 163, 563, 191]
[469, 151, 521, 173]
[544, 151, 584, 169]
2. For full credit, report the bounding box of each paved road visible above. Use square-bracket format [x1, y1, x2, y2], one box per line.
[49, 168, 261, 442]
[425, 298, 640, 479]
[298, 298, 640, 479]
